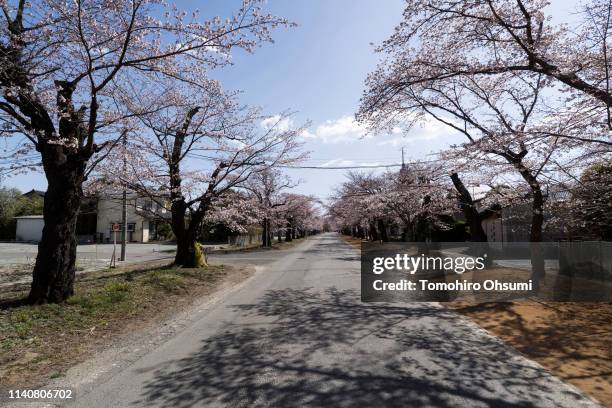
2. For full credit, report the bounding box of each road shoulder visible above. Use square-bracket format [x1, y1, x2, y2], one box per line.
[0, 263, 255, 391]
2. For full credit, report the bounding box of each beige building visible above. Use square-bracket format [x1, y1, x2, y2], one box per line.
[95, 195, 168, 243]
[15, 192, 168, 243]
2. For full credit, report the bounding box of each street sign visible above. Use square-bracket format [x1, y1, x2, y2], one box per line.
[110, 223, 121, 268]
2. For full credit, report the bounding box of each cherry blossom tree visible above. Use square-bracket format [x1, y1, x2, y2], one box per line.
[243, 168, 297, 247]
[381, 165, 456, 241]
[364, 0, 611, 139]
[328, 172, 387, 240]
[359, 24, 597, 281]
[239, 169, 321, 246]
[450, 172, 491, 243]
[548, 159, 612, 240]
[329, 166, 454, 242]
[94, 80, 306, 266]
[278, 193, 321, 241]
[0, 0, 291, 302]
[203, 192, 261, 238]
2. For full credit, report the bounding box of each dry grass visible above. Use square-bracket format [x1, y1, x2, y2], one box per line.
[0, 263, 252, 387]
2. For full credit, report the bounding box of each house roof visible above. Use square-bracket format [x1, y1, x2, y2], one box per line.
[14, 215, 44, 219]
[22, 189, 45, 198]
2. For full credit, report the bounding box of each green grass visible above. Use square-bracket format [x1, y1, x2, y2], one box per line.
[143, 270, 187, 292]
[0, 266, 215, 354]
[12, 310, 34, 338]
[0, 263, 239, 389]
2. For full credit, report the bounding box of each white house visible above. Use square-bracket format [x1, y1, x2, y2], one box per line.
[95, 194, 168, 243]
[15, 193, 169, 243]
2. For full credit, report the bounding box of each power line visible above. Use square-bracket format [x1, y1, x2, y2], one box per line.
[278, 164, 404, 169]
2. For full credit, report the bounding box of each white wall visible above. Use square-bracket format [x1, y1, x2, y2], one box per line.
[16, 218, 44, 242]
[141, 220, 149, 243]
[96, 196, 149, 243]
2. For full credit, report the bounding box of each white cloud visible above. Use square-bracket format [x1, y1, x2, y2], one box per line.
[377, 116, 460, 146]
[301, 115, 460, 146]
[320, 159, 355, 167]
[318, 159, 384, 168]
[301, 116, 370, 144]
[260, 115, 294, 132]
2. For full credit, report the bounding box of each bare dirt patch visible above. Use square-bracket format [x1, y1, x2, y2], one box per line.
[213, 236, 307, 254]
[341, 235, 611, 405]
[452, 300, 612, 406]
[446, 269, 612, 406]
[0, 263, 253, 388]
[338, 234, 364, 250]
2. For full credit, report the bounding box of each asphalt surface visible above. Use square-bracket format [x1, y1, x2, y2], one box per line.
[0, 242, 178, 265]
[0, 243, 179, 289]
[55, 233, 601, 407]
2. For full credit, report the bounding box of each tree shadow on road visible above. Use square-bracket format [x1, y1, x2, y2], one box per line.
[135, 288, 593, 407]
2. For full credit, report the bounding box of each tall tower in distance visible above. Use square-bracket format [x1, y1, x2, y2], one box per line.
[399, 147, 409, 178]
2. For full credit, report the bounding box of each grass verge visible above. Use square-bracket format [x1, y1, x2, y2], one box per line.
[0, 263, 252, 388]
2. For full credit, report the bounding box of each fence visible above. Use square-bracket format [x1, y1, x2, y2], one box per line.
[559, 241, 612, 281]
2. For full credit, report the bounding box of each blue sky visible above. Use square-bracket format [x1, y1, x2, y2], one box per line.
[196, 0, 453, 202]
[3, 0, 580, 202]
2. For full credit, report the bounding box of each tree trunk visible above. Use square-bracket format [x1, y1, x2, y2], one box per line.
[450, 172, 488, 242]
[405, 222, 415, 241]
[369, 221, 378, 241]
[170, 200, 206, 268]
[174, 235, 205, 267]
[530, 186, 545, 287]
[262, 218, 272, 247]
[285, 221, 293, 242]
[378, 219, 389, 242]
[513, 160, 546, 287]
[277, 229, 282, 243]
[415, 214, 429, 242]
[28, 163, 84, 304]
[261, 219, 267, 246]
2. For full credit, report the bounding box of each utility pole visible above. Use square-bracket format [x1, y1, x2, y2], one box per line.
[120, 130, 127, 261]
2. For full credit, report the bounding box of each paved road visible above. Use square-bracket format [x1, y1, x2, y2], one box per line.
[61, 233, 600, 407]
[0, 243, 179, 289]
[0, 242, 178, 265]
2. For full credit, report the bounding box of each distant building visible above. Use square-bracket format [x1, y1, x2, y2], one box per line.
[15, 192, 169, 243]
[477, 185, 573, 245]
[21, 189, 46, 200]
[15, 215, 45, 242]
[95, 194, 169, 243]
